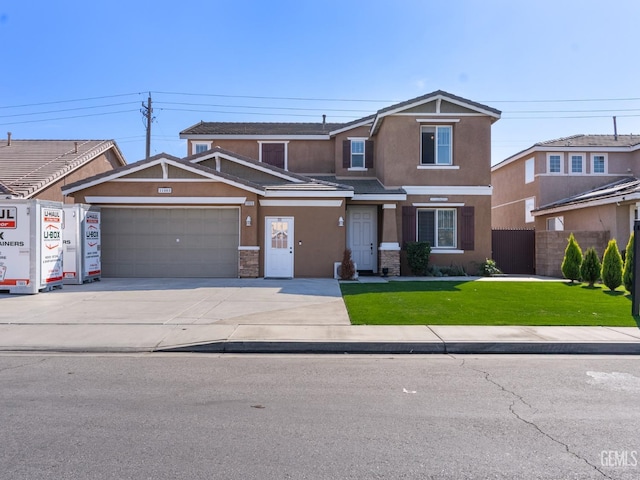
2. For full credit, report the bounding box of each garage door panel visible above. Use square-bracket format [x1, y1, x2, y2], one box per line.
[101, 208, 239, 278]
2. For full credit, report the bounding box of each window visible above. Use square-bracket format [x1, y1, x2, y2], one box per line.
[342, 139, 373, 170]
[350, 140, 365, 168]
[547, 153, 563, 174]
[570, 154, 585, 174]
[417, 209, 456, 248]
[525, 197, 535, 223]
[591, 154, 607, 174]
[260, 142, 287, 169]
[421, 125, 452, 165]
[525, 158, 534, 183]
[547, 216, 564, 231]
[193, 142, 211, 154]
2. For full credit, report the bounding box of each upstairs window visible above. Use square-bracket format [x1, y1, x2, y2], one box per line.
[193, 142, 211, 154]
[592, 154, 607, 174]
[351, 140, 365, 168]
[342, 139, 373, 170]
[570, 154, 585, 174]
[260, 142, 287, 170]
[421, 126, 452, 165]
[547, 153, 563, 174]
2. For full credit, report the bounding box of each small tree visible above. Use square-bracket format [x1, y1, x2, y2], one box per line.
[623, 232, 634, 293]
[601, 239, 623, 291]
[406, 242, 431, 276]
[580, 247, 601, 287]
[561, 233, 582, 283]
[339, 248, 356, 280]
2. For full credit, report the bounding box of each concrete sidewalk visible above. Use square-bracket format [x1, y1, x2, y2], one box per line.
[1, 277, 639, 355]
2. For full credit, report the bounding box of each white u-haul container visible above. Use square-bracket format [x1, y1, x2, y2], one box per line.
[0, 199, 64, 294]
[62, 204, 101, 284]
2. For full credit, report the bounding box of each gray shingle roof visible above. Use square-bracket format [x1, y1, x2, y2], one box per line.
[536, 134, 640, 148]
[311, 176, 405, 195]
[0, 139, 125, 198]
[181, 121, 345, 136]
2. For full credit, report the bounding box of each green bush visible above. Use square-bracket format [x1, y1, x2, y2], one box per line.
[601, 239, 623, 291]
[477, 259, 502, 277]
[406, 242, 431, 276]
[623, 233, 634, 293]
[561, 233, 583, 283]
[580, 247, 601, 287]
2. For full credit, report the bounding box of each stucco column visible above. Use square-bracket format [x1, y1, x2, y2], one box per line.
[379, 203, 401, 276]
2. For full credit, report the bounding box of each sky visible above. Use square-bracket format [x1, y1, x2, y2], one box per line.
[1, 0, 639, 166]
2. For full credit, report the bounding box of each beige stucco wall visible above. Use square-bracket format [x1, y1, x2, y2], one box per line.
[374, 116, 492, 188]
[189, 139, 335, 174]
[259, 203, 347, 277]
[36, 149, 123, 203]
[397, 195, 492, 275]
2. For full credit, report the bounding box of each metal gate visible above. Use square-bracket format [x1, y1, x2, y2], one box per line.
[491, 229, 535, 274]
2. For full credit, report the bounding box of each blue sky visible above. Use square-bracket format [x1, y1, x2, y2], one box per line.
[1, 0, 639, 165]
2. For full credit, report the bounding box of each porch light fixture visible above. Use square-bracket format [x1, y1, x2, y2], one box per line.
[246, 215, 252, 227]
[338, 216, 344, 227]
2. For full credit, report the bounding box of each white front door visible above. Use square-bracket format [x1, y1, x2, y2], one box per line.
[348, 206, 377, 272]
[265, 217, 294, 278]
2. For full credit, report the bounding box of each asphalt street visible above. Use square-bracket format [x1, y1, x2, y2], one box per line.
[1, 354, 639, 479]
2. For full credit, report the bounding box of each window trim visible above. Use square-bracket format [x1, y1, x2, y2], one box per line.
[420, 125, 453, 166]
[525, 197, 535, 223]
[258, 141, 289, 170]
[192, 142, 212, 155]
[569, 153, 586, 175]
[546, 153, 564, 174]
[348, 137, 367, 170]
[524, 157, 535, 184]
[591, 153, 608, 174]
[416, 207, 457, 249]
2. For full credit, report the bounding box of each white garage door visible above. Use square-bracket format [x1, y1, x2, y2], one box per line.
[101, 208, 239, 278]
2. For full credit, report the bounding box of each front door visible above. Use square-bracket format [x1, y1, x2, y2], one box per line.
[265, 217, 294, 278]
[348, 206, 377, 272]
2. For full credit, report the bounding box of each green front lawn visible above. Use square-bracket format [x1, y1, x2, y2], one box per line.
[340, 281, 638, 326]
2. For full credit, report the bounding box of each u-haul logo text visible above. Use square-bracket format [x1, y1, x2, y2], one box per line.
[0, 207, 17, 229]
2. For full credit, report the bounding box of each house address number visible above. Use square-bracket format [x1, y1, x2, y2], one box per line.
[158, 187, 172, 194]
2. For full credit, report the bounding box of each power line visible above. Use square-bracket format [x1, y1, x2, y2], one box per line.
[0, 101, 140, 119]
[0, 109, 140, 126]
[0, 92, 144, 109]
[152, 91, 398, 103]
[157, 101, 373, 113]
[157, 107, 356, 118]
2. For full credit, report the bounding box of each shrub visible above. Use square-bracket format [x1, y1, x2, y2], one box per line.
[601, 239, 623, 291]
[561, 233, 582, 283]
[476, 258, 502, 277]
[339, 248, 356, 280]
[623, 233, 634, 293]
[580, 247, 601, 287]
[406, 242, 431, 276]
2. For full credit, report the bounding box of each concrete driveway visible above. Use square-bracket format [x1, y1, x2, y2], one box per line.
[0, 278, 350, 326]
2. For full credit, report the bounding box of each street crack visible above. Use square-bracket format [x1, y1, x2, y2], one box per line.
[0, 357, 47, 374]
[460, 359, 613, 480]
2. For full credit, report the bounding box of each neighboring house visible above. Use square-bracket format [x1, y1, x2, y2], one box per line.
[63, 90, 501, 279]
[492, 134, 640, 276]
[0, 135, 126, 202]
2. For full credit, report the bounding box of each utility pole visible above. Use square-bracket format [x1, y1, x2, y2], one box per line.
[141, 93, 154, 159]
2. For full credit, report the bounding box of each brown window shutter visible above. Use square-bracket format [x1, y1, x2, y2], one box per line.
[402, 206, 417, 249]
[365, 140, 374, 169]
[342, 140, 351, 168]
[460, 206, 475, 251]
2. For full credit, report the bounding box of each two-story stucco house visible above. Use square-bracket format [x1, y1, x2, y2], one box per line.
[63, 91, 501, 278]
[492, 134, 640, 276]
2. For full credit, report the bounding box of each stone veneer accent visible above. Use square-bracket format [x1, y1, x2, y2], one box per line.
[379, 250, 401, 277]
[239, 249, 260, 278]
